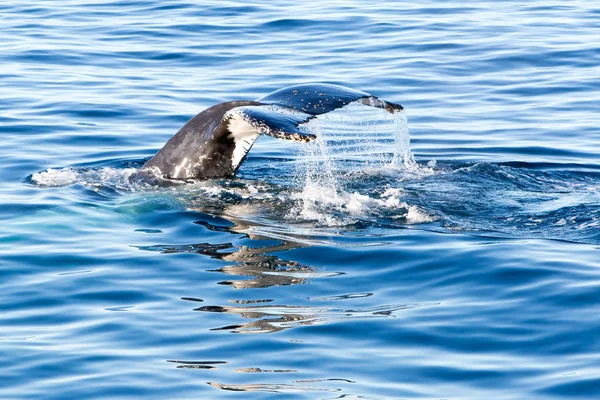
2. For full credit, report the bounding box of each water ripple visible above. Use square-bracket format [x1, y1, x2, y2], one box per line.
[2, 1, 600, 399]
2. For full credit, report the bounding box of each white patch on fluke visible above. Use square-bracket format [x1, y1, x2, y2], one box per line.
[225, 109, 261, 171]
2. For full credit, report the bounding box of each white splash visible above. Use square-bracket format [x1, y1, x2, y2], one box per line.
[31, 167, 148, 191]
[405, 205, 436, 224]
[31, 168, 80, 187]
[287, 102, 436, 226]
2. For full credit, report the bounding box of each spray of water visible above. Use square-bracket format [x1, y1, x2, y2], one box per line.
[291, 132, 349, 225]
[390, 111, 419, 171]
[289, 103, 433, 225]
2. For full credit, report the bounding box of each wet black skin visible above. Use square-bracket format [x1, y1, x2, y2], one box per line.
[144, 100, 260, 179]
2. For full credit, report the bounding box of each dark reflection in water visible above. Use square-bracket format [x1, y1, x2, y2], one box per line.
[195, 302, 427, 334]
[138, 238, 343, 289]
[137, 242, 234, 255]
[137, 215, 346, 289]
[208, 240, 340, 289]
[233, 367, 298, 373]
[167, 360, 227, 370]
[207, 381, 342, 393]
[138, 213, 431, 394]
[138, 213, 426, 333]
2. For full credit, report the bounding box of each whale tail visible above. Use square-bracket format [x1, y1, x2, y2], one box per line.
[145, 83, 403, 179]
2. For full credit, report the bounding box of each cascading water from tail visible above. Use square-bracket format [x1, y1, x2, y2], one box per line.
[390, 109, 419, 171]
[291, 131, 346, 225]
[289, 103, 433, 225]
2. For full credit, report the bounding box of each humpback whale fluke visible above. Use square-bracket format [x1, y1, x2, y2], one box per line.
[144, 83, 403, 180]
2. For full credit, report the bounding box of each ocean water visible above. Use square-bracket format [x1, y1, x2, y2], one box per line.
[1, 1, 600, 399]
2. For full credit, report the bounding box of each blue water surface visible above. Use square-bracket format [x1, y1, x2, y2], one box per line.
[1, 1, 600, 399]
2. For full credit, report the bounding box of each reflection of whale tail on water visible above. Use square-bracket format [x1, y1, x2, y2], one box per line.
[144, 83, 403, 180]
[137, 212, 434, 334]
[137, 240, 319, 289]
[137, 214, 343, 289]
[195, 302, 428, 334]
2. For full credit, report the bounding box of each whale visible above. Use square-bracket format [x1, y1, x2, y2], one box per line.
[144, 83, 403, 179]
